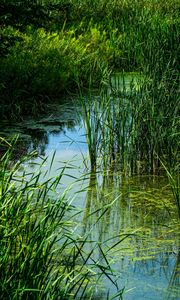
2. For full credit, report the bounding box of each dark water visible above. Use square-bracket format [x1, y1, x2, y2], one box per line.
[0, 91, 179, 299]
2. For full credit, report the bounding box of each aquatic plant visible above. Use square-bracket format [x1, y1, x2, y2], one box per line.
[160, 158, 180, 218]
[0, 140, 124, 299]
[80, 67, 179, 177]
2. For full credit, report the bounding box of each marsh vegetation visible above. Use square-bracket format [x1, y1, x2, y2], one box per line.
[0, 0, 179, 299]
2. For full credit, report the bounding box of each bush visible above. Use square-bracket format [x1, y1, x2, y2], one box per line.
[0, 25, 123, 118]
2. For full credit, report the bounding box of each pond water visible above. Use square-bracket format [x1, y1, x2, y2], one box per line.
[0, 80, 179, 299]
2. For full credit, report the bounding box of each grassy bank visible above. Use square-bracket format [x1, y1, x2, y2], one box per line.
[0, 0, 179, 119]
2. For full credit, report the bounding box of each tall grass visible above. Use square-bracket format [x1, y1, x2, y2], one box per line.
[87, 2, 180, 168]
[0, 139, 123, 299]
[80, 73, 139, 173]
[1, 0, 179, 119]
[80, 66, 179, 176]
[160, 158, 180, 218]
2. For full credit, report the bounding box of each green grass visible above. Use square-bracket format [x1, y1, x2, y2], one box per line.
[0, 0, 179, 212]
[0, 139, 124, 299]
[0, 0, 179, 119]
[0, 2, 179, 295]
[160, 159, 180, 218]
[80, 67, 179, 176]
[0, 25, 116, 119]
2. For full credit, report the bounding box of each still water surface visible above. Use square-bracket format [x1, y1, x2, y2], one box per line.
[1, 96, 179, 299]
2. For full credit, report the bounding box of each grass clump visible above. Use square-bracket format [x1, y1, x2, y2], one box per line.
[80, 67, 179, 176]
[0, 140, 123, 299]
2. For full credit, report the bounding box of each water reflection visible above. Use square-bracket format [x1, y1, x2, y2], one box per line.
[82, 171, 179, 299]
[0, 98, 179, 299]
[166, 246, 180, 300]
[0, 100, 80, 159]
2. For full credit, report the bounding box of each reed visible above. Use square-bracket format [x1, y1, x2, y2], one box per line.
[80, 65, 179, 176]
[160, 159, 180, 218]
[0, 140, 123, 299]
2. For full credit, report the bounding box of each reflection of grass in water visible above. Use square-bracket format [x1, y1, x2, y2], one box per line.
[166, 246, 180, 300]
[0, 140, 124, 300]
[80, 170, 179, 298]
[82, 170, 178, 261]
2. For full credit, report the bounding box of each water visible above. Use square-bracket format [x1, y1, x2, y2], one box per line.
[0, 94, 179, 299]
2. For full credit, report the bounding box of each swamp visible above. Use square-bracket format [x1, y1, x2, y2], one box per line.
[0, 1, 179, 299]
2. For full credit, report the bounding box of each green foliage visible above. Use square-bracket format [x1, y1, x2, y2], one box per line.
[0, 141, 123, 299]
[0, 26, 118, 118]
[0, 0, 179, 119]
[80, 68, 179, 176]
[160, 159, 180, 218]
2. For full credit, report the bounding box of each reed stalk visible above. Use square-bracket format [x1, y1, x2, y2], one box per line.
[0, 140, 123, 299]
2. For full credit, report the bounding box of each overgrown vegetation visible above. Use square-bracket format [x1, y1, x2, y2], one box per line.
[0, 1, 179, 296]
[81, 71, 179, 172]
[0, 0, 179, 118]
[80, 72, 179, 214]
[0, 0, 179, 209]
[0, 138, 124, 299]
